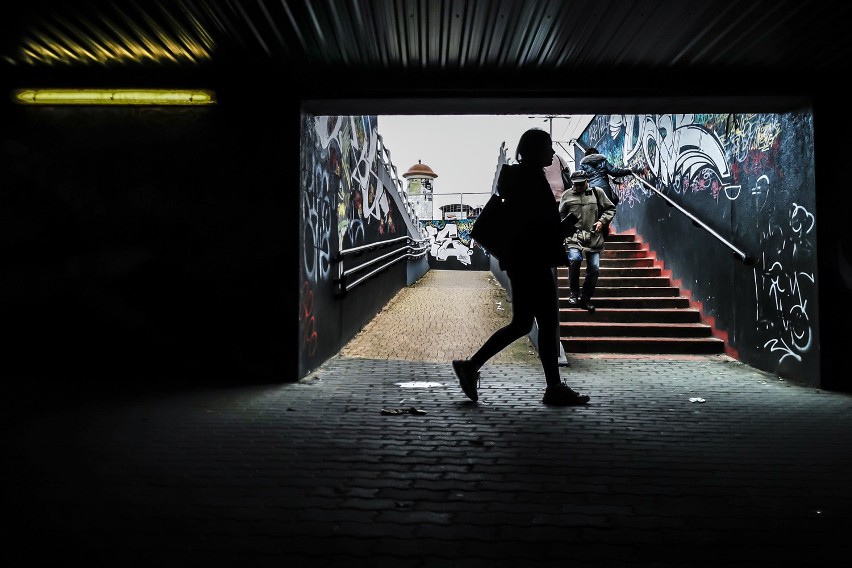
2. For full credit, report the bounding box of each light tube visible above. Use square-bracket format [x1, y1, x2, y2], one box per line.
[13, 89, 216, 106]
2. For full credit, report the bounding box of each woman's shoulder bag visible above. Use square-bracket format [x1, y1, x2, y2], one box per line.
[471, 192, 512, 260]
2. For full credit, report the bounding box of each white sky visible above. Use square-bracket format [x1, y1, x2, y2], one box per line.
[377, 114, 593, 211]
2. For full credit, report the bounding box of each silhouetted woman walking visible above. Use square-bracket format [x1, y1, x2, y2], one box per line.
[453, 128, 590, 406]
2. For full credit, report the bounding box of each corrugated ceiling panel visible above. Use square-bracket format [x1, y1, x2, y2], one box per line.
[1, 0, 850, 84]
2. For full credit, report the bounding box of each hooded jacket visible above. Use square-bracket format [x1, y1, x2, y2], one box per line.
[579, 153, 633, 205]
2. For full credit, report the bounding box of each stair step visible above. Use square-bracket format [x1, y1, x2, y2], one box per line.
[562, 336, 726, 354]
[602, 239, 645, 245]
[593, 287, 680, 297]
[592, 276, 673, 286]
[560, 322, 714, 337]
[559, 266, 662, 276]
[559, 297, 691, 309]
[602, 250, 653, 259]
[557, 257, 657, 268]
[602, 233, 639, 242]
[579, 267, 663, 276]
[604, 258, 657, 267]
[559, 308, 702, 323]
[602, 247, 647, 254]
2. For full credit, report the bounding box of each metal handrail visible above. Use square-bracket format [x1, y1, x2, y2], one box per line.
[569, 139, 758, 268]
[630, 172, 757, 267]
[334, 236, 430, 296]
[337, 235, 411, 261]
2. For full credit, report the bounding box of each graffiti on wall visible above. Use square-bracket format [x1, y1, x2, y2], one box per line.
[301, 114, 397, 357]
[338, 116, 400, 248]
[597, 114, 739, 208]
[301, 115, 337, 356]
[423, 220, 475, 265]
[754, 201, 816, 364]
[585, 113, 816, 370]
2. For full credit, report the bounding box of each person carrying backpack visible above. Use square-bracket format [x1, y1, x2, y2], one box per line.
[579, 146, 637, 206]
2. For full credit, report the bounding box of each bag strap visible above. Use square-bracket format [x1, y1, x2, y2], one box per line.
[593, 187, 603, 219]
[592, 187, 610, 234]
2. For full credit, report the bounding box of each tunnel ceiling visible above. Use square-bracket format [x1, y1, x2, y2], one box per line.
[3, 0, 851, 112]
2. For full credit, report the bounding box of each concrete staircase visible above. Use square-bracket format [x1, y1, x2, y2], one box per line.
[557, 232, 726, 354]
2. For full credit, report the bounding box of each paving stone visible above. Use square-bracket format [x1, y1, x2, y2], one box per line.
[5, 270, 852, 566]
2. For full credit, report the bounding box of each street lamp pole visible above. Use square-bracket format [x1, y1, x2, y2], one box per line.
[529, 114, 570, 138]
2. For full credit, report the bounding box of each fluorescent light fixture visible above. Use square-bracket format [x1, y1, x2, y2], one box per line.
[13, 89, 216, 106]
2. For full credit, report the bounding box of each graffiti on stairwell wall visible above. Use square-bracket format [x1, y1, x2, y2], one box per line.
[578, 112, 817, 378]
[342, 116, 401, 246]
[755, 201, 816, 363]
[421, 219, 489, 270]
[301, 114, 404, 374]
[592, 114, 742, 208]
[301, 115, 336, 358]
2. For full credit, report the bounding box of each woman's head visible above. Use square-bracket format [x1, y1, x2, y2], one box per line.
[515, 128, 554, 167]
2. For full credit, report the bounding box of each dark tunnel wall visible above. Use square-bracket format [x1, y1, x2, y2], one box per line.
[0, 95, 297, 386]
[811, 95, 852, 393]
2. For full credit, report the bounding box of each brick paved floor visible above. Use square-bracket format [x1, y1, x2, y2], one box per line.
[340, 269, 541, 365]
[5, 270, 852, 567]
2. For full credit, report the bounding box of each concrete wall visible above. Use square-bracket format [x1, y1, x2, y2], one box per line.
[0, 97, 296, 385]
[576, 112, 821, 386]
[298, 114, 427, 379]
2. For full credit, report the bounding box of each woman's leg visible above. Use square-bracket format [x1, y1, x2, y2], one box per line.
[469, 267, 535, 369]
[529, 265, 563, 388]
